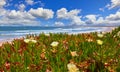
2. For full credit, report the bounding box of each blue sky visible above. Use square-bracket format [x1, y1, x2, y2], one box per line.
[0, 0, 120, 26]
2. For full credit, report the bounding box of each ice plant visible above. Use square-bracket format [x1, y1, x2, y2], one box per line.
[97, 33, 104, 38]
[70, 51, 78, 57]
[45, 33, 50, 37]
[86, 38, 93, 42]
[117, 31, 120, 37]
[31, 39, 37, 43]
[50, 41, 59, 47]
[97, 40, 103, 45]
[24, 39, 31, 43]
[24, 39, 37, 43]
[4, 62, 10, 70]
[67, 63, 79, 72]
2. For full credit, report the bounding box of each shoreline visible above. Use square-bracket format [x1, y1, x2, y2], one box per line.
[0, 27, 115, 47]
[0, 39, 14, 47]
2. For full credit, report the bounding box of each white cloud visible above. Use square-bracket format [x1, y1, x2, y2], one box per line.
[0, 18, 39, 25]
[107, 0, 120, 9]
[71, 16, 85, 25]
[0, 10, 39, 25]
[6, 10, 35, 19]
[57, 8, 85, 25]
[29, 8, 54, 19]
[0, 7, 54, 25]
[18, 4, 26, 11]
[25, 0, 34, 5]
[84, 11, 120, 26]
[55, 22, 64, 26]
[85, 15, 98, 24]
[25, 0, 45, 7]
[103, 11, 120, 25]
[0, 0, 6, 8]
[99, 8, 104, 12]
[106, 11, 120, 20]
[0, 8, 6, 16]
[57, 8, 80, 19]
[36, 1, 45, 7]
[96, 17, 105, 24]
[0, 0, 6, 16]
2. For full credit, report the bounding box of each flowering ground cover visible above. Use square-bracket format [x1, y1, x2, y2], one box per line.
[0, 27, 120, 72]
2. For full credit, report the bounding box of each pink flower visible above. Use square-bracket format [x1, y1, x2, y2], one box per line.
[70, 51, 78, 57]
[4, 62, 10, 70]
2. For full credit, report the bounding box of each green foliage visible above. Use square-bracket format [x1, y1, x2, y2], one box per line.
[0, 27, 120, 72]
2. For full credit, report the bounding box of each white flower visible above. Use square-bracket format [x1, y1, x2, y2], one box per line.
[50, 41, 59, 47]
[117, 31, 120, 37]
[97, 40, 103, 45]
[31, 39, 37, 43]
[24, 39, 31, 43]
[86, 38, 93, 42]
[24, 39, 37, 43]
[45, 33, 50, 37]
[97, 33, 104, 38]
[67, 63, 79, 72]
[70, 51, 78, 57]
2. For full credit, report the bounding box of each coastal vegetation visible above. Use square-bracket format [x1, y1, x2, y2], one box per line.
[0, 27, 120, 72]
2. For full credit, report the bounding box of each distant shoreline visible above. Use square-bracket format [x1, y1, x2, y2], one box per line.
[0, 27, 115, 47]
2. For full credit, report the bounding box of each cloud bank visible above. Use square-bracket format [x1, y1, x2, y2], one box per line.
[0, 0, 120, 26]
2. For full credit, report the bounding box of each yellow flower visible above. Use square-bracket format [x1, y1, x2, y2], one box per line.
[67, 63, 79, 72]
[70, 51, 78, 57]
[50, 41, 59, 47]
[97, 33, 104, 38]
[97, 40, 103, 45]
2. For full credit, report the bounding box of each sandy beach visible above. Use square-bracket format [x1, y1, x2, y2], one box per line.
[0, 27, 115, 47]
[0, 39, 12, 47]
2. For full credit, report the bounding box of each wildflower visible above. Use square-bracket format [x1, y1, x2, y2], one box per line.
[117, 31, 120, 37]
[97, 33, 104, 38]
[97, 40, 103, 45]
[67, 63, 79, 72]
[51, 49, 57, 53]
[70, 51, 78, 57]
[31, 39, 37, 43]
[40, 52, 47, 60]
[27, 67, 30, 69]
[50, 41, 59, 47]
[45, 33, 50, 37]
[42, 49, 46, 53]
[4, 62, 10, 70]
[24, 39, 37, 43]
[63, 40, 68, 44]
[46, 69, 52, 72]
[24, 39, 31, 43]
[104, 62, 109, 67]
[86, 38, 93, 42]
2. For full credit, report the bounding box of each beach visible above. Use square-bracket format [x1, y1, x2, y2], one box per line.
[0, 27, 115, 47]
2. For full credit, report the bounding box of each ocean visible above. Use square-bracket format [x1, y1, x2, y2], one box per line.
[0, 26, 113, 41]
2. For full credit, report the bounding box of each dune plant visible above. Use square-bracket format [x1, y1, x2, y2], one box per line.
[0, 27, 120, 72]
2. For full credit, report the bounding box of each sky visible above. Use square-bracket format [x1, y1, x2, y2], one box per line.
[0, 0, 120, 26]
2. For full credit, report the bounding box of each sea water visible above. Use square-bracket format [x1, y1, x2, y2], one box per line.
[0, 26, 113, 41]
